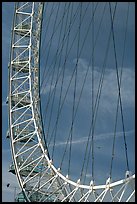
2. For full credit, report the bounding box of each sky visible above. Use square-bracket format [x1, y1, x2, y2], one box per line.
[2, 2, 135, 202]
[40, 2, 135, 182]
[2, 2, 21, 202]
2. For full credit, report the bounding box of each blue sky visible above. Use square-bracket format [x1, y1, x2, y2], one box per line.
[40, 2, 135, 182]
[2, 2, 21, 202]
[2, 2, 135, 202]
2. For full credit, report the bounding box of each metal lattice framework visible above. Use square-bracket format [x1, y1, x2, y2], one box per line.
[7, 2, 135, 202]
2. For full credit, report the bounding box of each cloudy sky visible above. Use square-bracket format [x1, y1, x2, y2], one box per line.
[2, 3, 21, 202]
[2, 2, 135, 202]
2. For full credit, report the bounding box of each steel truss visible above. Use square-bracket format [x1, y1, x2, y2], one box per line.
[8, 2, 135, 202]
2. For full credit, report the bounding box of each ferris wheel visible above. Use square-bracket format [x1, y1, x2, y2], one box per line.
[7, 2, 135, 202]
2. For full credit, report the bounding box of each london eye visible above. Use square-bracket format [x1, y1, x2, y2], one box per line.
[7, 2, 135, 202]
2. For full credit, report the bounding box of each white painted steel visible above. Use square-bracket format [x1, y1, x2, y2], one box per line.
[8, 2, 135, 202]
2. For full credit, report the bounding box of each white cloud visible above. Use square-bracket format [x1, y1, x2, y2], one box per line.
[49, 129, 134, 147]
[41, 58, 134, 113]
[40, 58, 135, 150]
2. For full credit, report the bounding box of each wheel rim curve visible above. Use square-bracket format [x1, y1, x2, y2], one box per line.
[8, 2, 135, 202]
